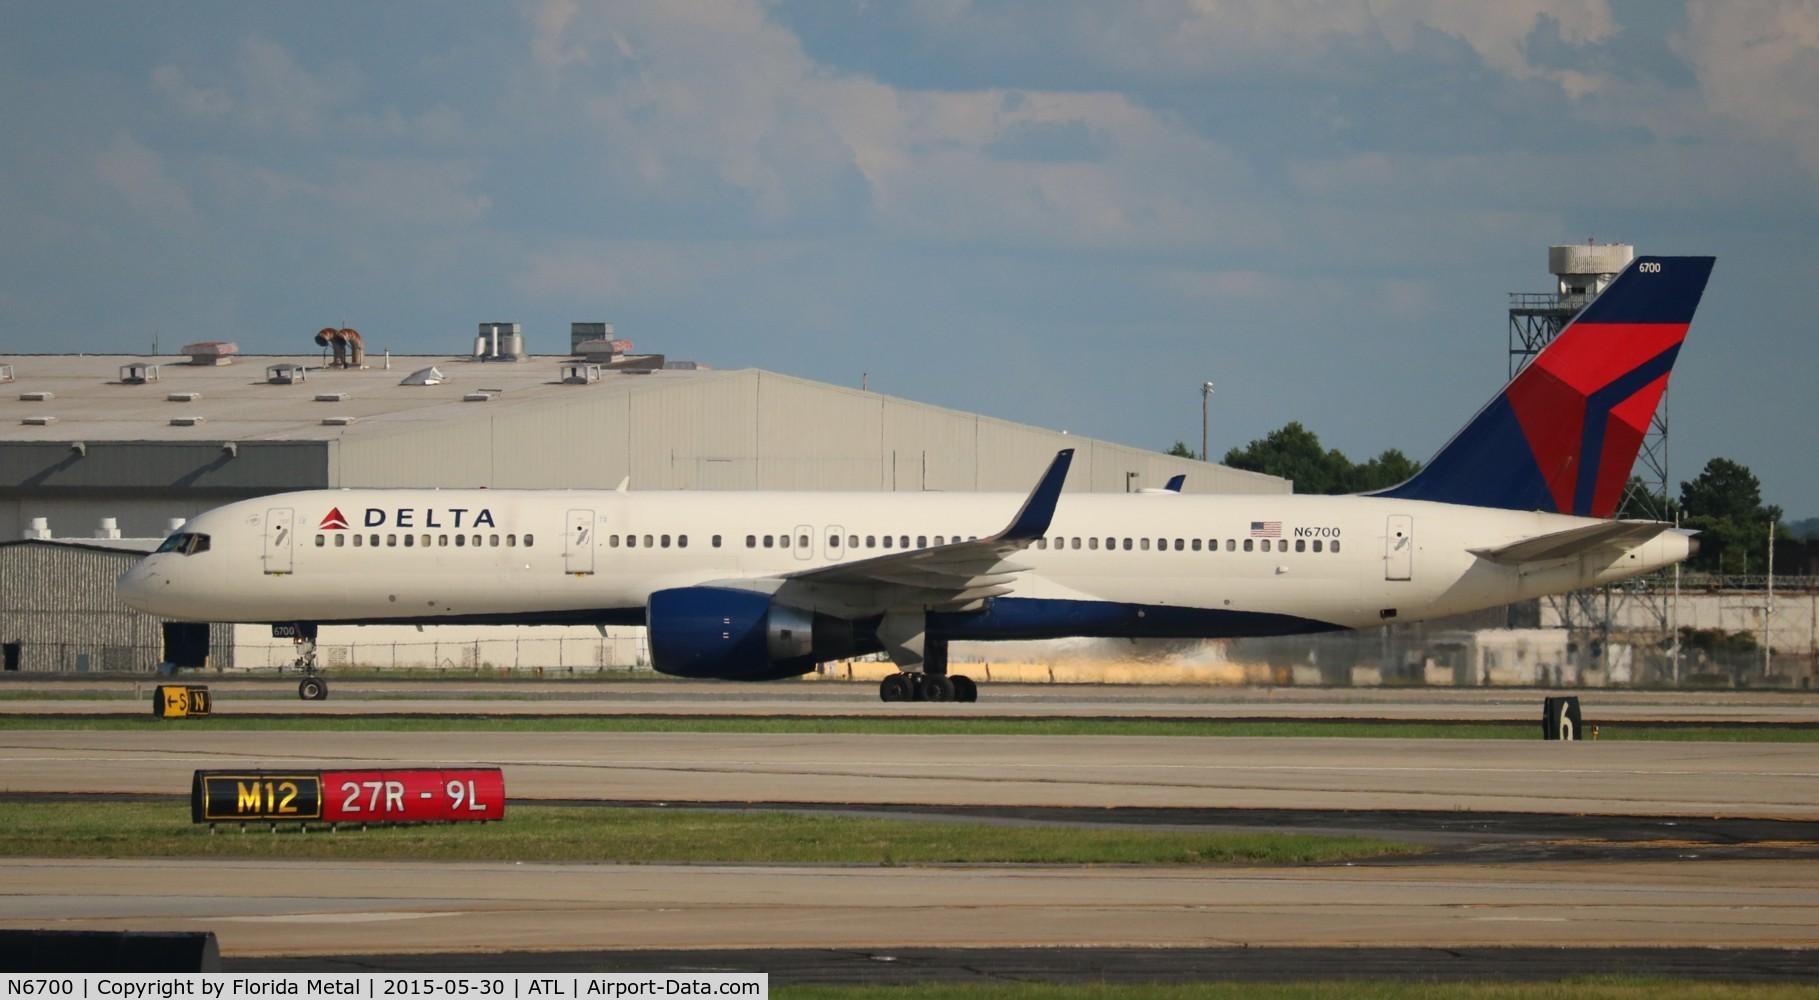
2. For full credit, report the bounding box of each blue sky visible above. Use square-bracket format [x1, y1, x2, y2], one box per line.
[3, 1, 1815, 515]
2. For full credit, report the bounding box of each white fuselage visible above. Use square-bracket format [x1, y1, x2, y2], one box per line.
[117, 488, 1691, 638]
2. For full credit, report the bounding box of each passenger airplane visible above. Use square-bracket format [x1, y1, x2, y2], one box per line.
[119, 256, 1715, 702]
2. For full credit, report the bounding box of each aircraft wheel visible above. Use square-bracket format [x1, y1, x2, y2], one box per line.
[299, 677, 328, 701]
[951, 675, 978, 703]
[922, 675, 954, 702]
[879, 673, 912, 702]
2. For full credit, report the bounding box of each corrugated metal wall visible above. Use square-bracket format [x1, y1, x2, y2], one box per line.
[330, 369, 1289, 496]
[0, 543, 232, 673]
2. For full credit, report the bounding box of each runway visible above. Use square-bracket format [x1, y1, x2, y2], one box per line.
[3, 680, 1817, 978]
[9, 677, 1819, 722]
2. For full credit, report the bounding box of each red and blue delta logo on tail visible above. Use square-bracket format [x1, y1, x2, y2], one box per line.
[1377, 256, 1715, 518]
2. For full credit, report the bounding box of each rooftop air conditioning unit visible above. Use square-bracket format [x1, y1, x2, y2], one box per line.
[559, 363, 603, 385]
[267, 364, 308, 385]
[181, 342, 239, 365]
[20, 391, 53, 402]
[119, 363, 159, 384]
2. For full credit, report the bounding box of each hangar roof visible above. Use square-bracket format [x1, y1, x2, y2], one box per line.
[1, 353, 721, 443]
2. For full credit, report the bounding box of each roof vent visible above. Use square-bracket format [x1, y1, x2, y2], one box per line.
[322, 416, 358, 426]
[167, 392, 201, 403]
[22, 416, 56, 426]
[119, 363, 160, 384]
[314, 392, 349, 402]
[181, 341, 238, 365]
[0, 365, 13, 384]
[267, 364, 308, 385]
[463, 391, 498, 402]
[20, 391, 53, 402]
[559, 363, 602, 385]
[169, 416, 205, 427]
[400, 366, 445, 386]
[575, 338, 634, 363]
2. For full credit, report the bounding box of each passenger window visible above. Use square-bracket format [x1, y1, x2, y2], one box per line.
[1225, 539, 1235, 552]
[626, 535, 637, 548]
[1192, 539, 1201, 551]
[1036, 538, 1047, 550]
[525, 534, 534, 547]
[1243, 539, 1253, 552]
[353, 534, 363, 547]
[315, 534, 326, 547]
[800, 534, 811, 549]
[371, 534, 381, 547]
[1140, 538, 1150, 551]
[917, 535, 927, 548]
[848, 535, 859, 548]
[643, 534, 653, 548]
[678, 535, 688, 548]
[763, 535, 774, 548]
[1313, 540, 1323, 553]
[882, 536, 893, 549]
[660, 534, 671, 548]
[1071, 537, 1081, 550]
[506, 534, 515, 547]
[1331, 540, 1341, 553]
[492, 535, 502, 547]
[471, 534, 481, 547]
[387, 534, 398, 547]
[609, 535, 619, 547]
[899, 535, 909, 549]
[336, 534, 346, 548]
[934, 535, 945, 546]
[779, 534, 790, 549]
[866, 535, 876, 548]
[1089, 537, 1099, 550]
[746, 535, 756, 548]
[1295, 539, 1306, 552]
[712, 535, 723, 548]
[1122, 538, 1132, 551]
[439, 535, 449, 547]
[829, 534, 840, 549]
[1278, 539, 1288, 552]
[455, 535, 465, 547]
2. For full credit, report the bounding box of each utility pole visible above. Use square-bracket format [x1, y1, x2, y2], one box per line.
[1201, 381, 1214, 461]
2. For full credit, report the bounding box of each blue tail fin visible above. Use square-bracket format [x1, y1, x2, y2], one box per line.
[1374, 255, 1714, 517]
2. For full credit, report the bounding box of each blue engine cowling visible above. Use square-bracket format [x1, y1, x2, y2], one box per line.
[647, 587, 870, 681]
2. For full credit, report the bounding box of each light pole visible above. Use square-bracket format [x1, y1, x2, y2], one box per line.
[1200, 381, 1214, 462]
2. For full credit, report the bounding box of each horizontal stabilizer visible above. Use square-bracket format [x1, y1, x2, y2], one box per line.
[1469, 520, 1678, 565]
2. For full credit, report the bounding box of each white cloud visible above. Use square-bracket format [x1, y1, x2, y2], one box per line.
[92, 132, 192, 221]
[1681, 0, 1819, 177]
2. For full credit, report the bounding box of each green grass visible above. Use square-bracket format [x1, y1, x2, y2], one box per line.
[0, 800, 1417, 865]
[0, 714, 1809, 741]
[773, 983, 1818, 1000]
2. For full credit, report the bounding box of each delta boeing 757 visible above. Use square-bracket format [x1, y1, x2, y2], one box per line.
[119, 256, 1715, 702]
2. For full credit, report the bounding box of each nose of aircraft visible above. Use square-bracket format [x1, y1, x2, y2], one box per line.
[115, 560, 163, 614]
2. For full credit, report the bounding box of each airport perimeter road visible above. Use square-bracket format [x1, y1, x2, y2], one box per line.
[3, 730, 1815, 817]
[7, 679, 1819, 721]
[3, 856, 1815, 956]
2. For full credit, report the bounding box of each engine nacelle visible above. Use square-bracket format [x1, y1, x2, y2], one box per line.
[647, 587, 868, 681]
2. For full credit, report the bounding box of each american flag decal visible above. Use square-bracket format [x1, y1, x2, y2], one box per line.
[1249, 521, 1281, 538]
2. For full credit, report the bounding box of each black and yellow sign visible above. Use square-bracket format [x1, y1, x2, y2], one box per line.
[192, 771, 324, 822]
[154, 684, 211, 718]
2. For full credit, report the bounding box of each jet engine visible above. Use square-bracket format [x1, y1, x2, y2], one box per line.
[646, 587, 871, 680]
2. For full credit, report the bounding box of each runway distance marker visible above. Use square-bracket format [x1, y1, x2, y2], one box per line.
[190, 769, 504, 825]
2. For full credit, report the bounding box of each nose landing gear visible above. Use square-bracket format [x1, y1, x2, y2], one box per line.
[279, 622, 329, 701]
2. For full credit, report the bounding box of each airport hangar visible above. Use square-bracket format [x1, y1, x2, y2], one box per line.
[0, 347, 1287, 673]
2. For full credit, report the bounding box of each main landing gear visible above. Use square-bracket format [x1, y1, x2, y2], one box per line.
[874, 623, 977, 702]
[879, 671, 978, 703]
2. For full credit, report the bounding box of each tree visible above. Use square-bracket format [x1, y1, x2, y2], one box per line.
[1221, 422, 1353, 494]
[1679, 458, 1784, 573]
[1218, 423, 1420, 495]
[1165, 441, 1198, 460]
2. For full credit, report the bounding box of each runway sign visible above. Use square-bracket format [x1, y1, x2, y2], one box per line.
[191, 768, 505, 824]
[153, 684, 210, 718]
[1542, 696, 1583, 740]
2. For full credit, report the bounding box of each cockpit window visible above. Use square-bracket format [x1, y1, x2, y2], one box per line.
[156, 532, 211, 556]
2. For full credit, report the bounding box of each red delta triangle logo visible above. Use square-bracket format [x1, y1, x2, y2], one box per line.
[319, 507, 349, 530]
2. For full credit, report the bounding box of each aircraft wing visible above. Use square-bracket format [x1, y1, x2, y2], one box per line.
[1469, 519, 1678, 565]
[705, 449, 1072, 616]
